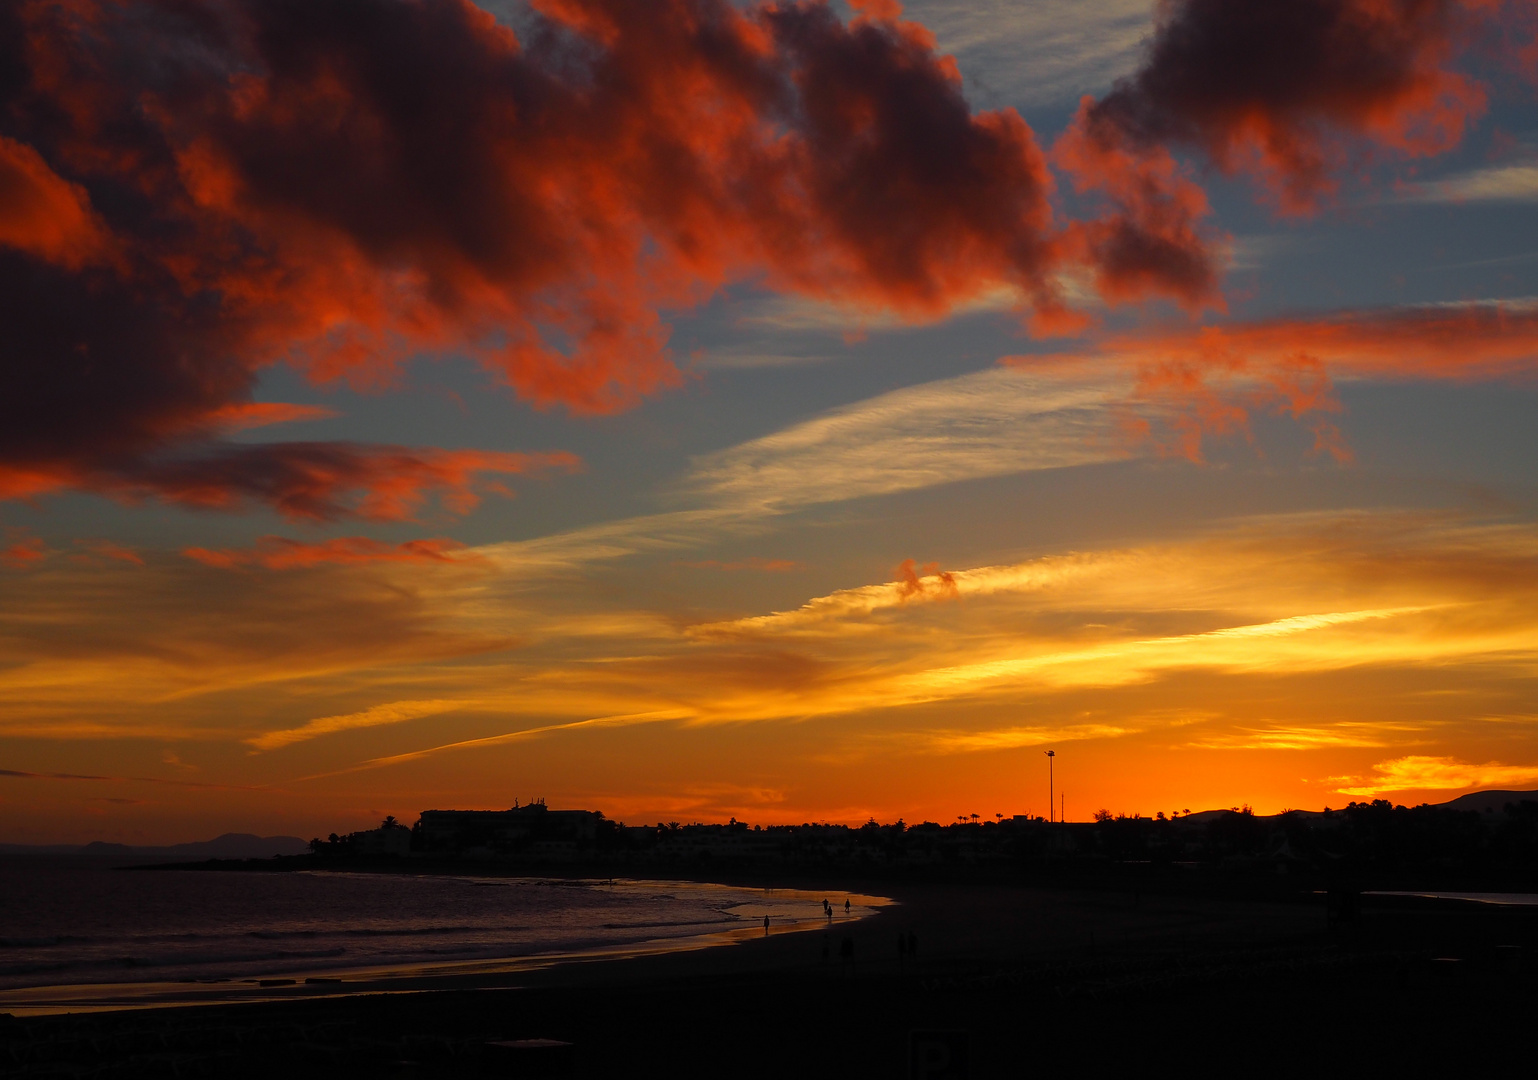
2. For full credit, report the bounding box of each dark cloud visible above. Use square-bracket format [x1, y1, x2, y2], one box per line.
[0, 0, 1132, 517]
[1081, 0, 1501, 211]
[6, 0, 1511, 522]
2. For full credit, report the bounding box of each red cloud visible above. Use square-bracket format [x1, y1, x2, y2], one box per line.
[1120, 300, 1538, 383]
[184, 534, 478, 570]
[1079, 0, 1509, 213]
[1014, 300, 1538, 463]
[1, 529, 47, 567]
[113, 445, 580, 522]
[1054, 102, 1225, 313]
[896, 558, 957, 600]
[203, 402, 340, 432]
[3, 0, 1519, 522]
[2, 0, 1142, 515]
[0, 133, 111, 268]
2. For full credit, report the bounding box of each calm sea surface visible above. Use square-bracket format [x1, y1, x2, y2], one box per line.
[0, 861, 884, 1010]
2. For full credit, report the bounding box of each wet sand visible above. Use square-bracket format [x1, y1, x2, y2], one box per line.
[5, 880, 1537, 1077]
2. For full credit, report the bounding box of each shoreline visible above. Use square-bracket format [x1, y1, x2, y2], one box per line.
[0, 876, 893, 1017]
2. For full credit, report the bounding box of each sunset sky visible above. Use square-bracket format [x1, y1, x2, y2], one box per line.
[3, 0, 1537, 843]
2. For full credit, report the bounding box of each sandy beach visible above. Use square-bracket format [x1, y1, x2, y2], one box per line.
[5, 878, 1537, 1076]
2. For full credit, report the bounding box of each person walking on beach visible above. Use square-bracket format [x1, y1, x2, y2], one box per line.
[763, 915, 770, 936]
[844, 898, 850, 915]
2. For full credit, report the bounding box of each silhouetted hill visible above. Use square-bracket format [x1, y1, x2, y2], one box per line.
[1174, 788, 1538, 822]
[0, 833, 309, 861]
[157, 833, 311, 859]
[1433, 788, 1538, 814]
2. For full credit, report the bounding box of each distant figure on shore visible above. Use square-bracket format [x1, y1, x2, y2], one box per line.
[763, 915, 770, 936]
[823, 898, 831, 920]
[844, 898, 850, 915]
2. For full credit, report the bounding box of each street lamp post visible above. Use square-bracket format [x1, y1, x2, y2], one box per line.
[1044, 750, 1055, 823]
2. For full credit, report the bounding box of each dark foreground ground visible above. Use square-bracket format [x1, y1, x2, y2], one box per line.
[4, 881, 1536, 1078]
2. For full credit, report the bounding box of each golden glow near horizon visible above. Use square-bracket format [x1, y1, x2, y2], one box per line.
[5, 503, 1537, 839]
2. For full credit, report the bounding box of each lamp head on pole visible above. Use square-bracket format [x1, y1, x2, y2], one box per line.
[1044, 750, 1054, 758]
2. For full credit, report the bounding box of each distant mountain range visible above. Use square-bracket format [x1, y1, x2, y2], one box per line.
[0, 832, 310, 862]
[1434, 789, 1538, 815]
[1166, 789, 1538, 824]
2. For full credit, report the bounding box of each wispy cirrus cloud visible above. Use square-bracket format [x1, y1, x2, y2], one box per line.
[913, 723, 1132, 754]
[248, 699, 472, 752]
[902, 0, 1152, 108]
[683, 367, 1131, 513]
[185, 536, 482, 571]
[1190, 724, 1406, 751]
[1398, 162, 1538, 203]
[0, 767, 257, 791]
[292, 710, 695, 782]
[471, 364, 1143, 579]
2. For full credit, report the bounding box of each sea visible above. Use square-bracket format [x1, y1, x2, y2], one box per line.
[0, 861, 886, 1014]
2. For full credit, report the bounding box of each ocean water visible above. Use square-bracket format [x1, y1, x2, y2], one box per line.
[0, 861, 884, 1012]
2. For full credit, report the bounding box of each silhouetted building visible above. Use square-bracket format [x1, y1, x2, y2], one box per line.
[417, 800, 603, 855]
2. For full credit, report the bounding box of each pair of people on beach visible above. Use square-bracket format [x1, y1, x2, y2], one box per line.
[821, 898, 850, 919]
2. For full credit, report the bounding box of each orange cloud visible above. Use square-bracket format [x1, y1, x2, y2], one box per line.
[248, 699, 469, 751]
[1333, 755, 1538, 796]
[184, 535, 480, 571]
